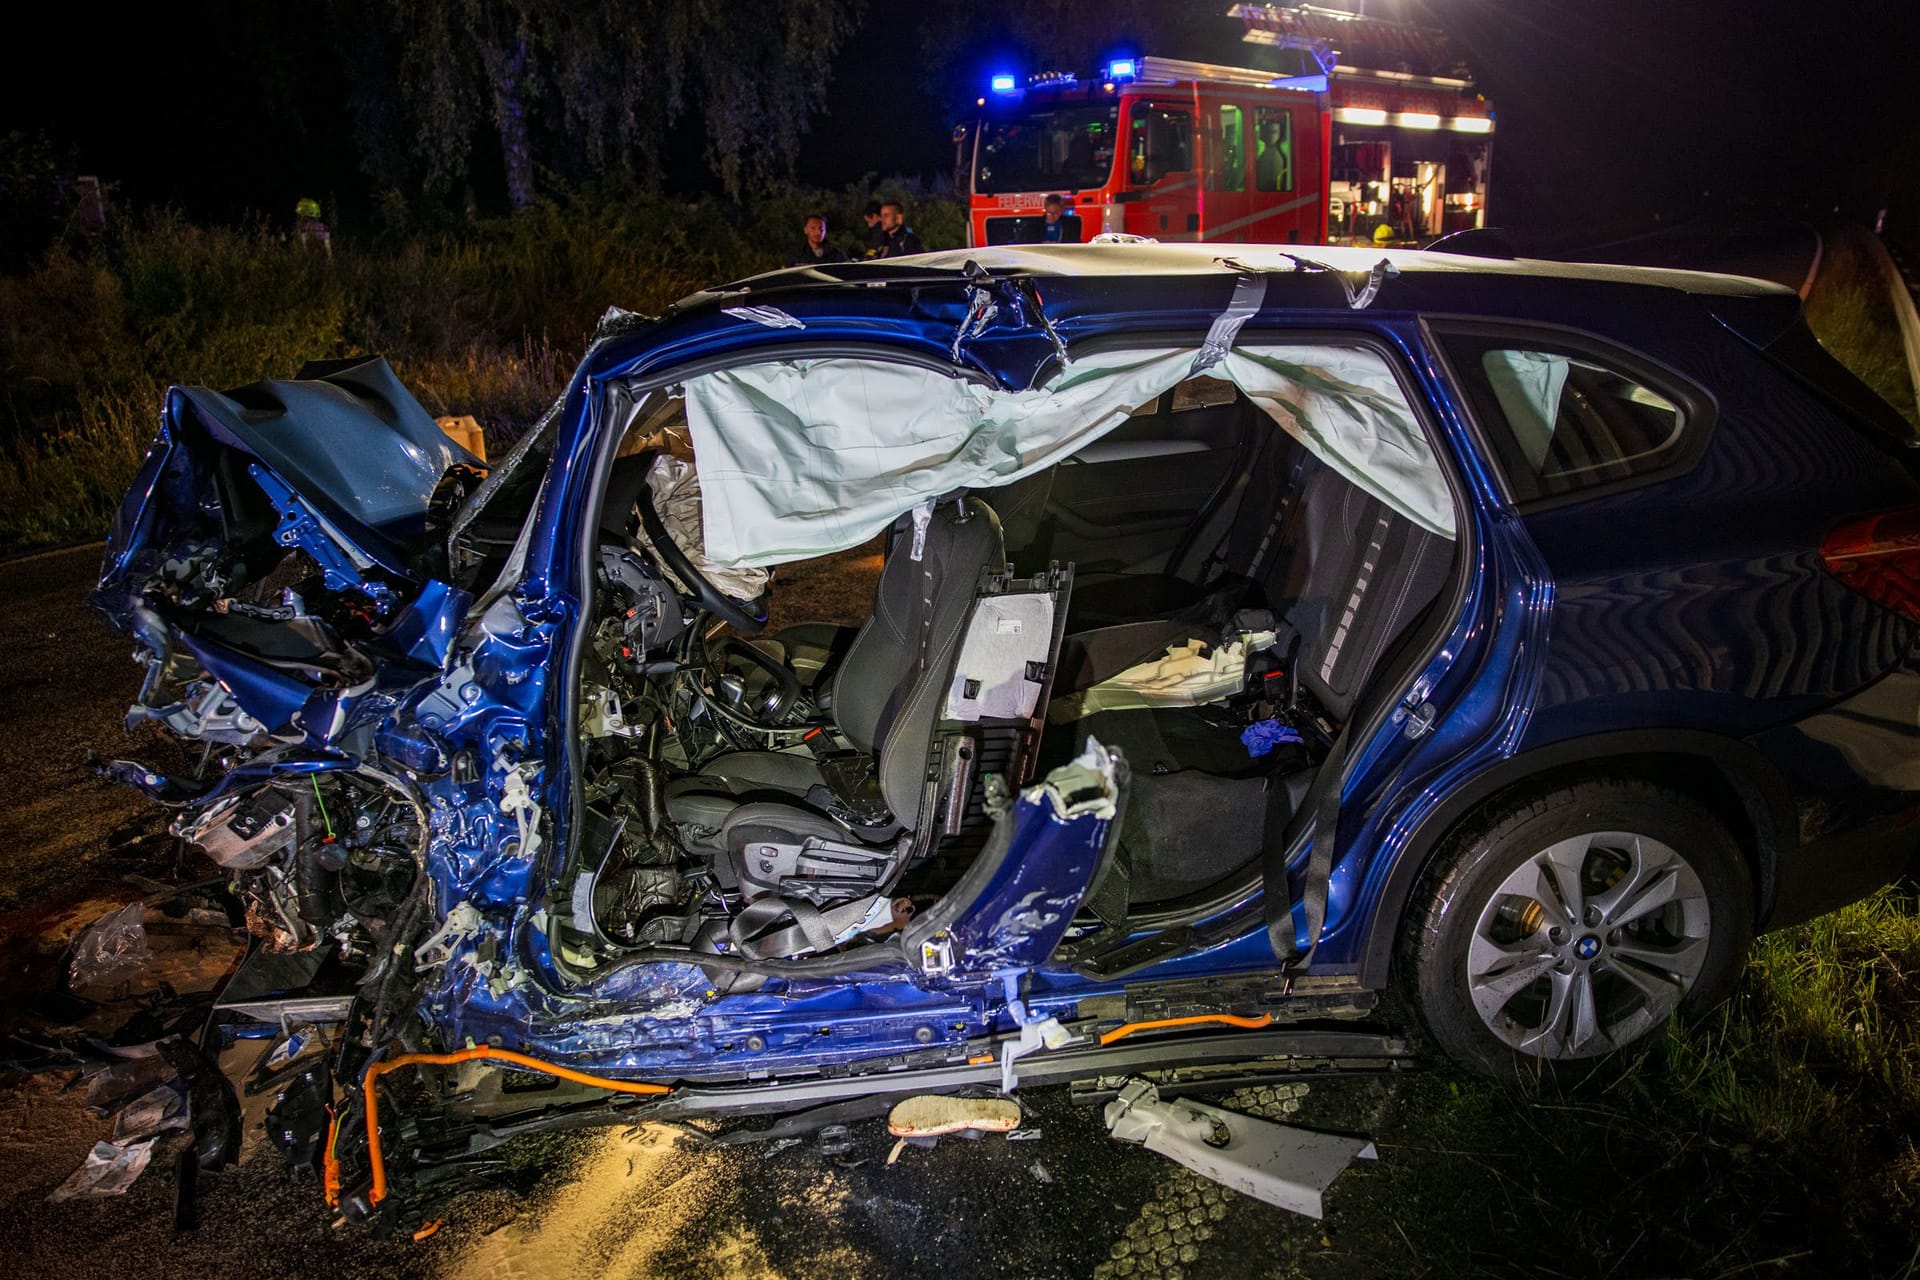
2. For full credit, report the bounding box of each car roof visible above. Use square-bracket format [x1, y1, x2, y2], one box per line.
[717, 241, 1795, 302]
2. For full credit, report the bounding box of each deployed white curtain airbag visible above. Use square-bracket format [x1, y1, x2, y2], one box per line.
[1481, 348, 1568, 473]
[680, 344, 1453, 568]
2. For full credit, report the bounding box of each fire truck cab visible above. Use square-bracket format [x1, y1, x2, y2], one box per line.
[964, 5, 1494, 249]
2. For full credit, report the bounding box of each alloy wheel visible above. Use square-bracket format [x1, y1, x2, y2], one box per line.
[1464, 831, 1712, 1059]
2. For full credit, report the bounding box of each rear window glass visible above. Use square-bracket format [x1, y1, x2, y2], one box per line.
[1443, 335, 1692, 503]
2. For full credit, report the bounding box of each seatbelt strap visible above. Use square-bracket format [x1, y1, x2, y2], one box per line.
[1244, 447, 1313, 583]
[730, 893, 891, 960]
[1263, 722, 1349, 969]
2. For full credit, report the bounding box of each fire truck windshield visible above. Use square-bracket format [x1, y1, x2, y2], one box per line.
[975, 103, 1119, 194]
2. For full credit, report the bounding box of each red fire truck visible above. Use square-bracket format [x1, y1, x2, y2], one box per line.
[962, 3, 1494, 248]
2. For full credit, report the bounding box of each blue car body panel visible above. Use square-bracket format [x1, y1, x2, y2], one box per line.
[90, 245, 1920, 1080]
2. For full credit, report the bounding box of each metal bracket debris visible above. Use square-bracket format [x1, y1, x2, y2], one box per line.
[249, 464, 397, 615]
[996, 968, 1072, 1092]
[722, 305, 806, 330]
[951, 267, 1000, 362]
[499, 759, 543, 860]
[413, 901, 484, 971]
[1104, 1079, 1375, 1219]
[1014, 277, 1072, 368]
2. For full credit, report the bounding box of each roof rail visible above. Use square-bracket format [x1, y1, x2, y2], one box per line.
[1425, 228, 1517, 260]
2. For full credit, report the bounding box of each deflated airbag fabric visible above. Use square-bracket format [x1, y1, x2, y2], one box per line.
[681, 345, 1452, 567]
[1481, 348, 1568, 473]
[1216, 348, 1454, 541]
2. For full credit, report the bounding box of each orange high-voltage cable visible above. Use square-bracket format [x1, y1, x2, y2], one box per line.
[325, 1045, 672, 1209]
[1097, 1012, 1273, 1046]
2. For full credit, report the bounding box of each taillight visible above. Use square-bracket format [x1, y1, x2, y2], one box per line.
[1820, 506, 1920, 622]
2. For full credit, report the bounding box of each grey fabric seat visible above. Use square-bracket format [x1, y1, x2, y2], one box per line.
[667, 497, 1007, 859]
[1045, 455, 1452, 910]
[1263, 459, 1452, 720]
[1057, 444, 1452, 723]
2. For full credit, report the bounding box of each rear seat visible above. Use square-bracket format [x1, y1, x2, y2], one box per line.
[1267, 457, 1453, 721]
[1060, 437, 1452, 723]
[1041, 441, 1452, 908]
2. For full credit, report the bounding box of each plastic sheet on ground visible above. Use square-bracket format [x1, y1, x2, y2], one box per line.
[48, 1138, 159, 1201]
[67, 903, 150, 989]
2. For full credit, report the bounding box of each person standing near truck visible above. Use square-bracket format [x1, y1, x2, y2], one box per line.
[1039, 193, 1068, 242]
[877, 200, 924, 257]
[861, 200, 888, 257]
[785, 213, 847, 267]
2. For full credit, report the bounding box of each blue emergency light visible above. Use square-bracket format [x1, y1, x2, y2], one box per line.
[990, 73, 1017, 94]
[1106, 58, 1137, 81]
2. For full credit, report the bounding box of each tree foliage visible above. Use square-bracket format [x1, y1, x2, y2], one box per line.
[351, 0, 860, 209]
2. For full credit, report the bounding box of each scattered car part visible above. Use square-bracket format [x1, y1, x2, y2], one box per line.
[329, 1046, 671, 1218]
[886, 1094, 1022, 1138]
[1104, 1079, 1376, 1219]
[49, 1138, 160, 1201]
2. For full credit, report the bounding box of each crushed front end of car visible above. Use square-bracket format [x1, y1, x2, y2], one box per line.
[86, 342, 1152, 1225]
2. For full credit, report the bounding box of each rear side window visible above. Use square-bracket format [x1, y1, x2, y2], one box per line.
[1254, 107, 1293, 192]
[1441, 333, 1695, 503]
[1207, 105, 1245, 192]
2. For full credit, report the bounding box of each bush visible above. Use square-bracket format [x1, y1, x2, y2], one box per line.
[0, 180, 967, 551]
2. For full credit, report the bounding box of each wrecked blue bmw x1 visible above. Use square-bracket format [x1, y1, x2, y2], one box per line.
[91, 242, 1920, 1219]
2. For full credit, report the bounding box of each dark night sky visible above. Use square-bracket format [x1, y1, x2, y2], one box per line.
[4, 1, 1917, 240]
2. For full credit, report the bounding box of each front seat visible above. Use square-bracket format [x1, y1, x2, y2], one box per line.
[665, 496, 1006, 913]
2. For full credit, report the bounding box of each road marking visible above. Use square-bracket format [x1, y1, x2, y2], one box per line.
[1, 539, 105, 568]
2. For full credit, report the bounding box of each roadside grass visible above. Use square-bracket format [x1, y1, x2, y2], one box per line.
[1805, 223, 1920, 431]
[1433, 891, 1920, 1273]
[0, 182, 964, 550]
[1364, 888, 1920, 1275]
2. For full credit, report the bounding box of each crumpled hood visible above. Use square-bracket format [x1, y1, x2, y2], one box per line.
[91, 355, 480, 760]
[171, 355, 478, 571]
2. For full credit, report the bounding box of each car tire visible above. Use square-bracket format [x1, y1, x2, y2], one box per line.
[1398, 777, 1754, 1080]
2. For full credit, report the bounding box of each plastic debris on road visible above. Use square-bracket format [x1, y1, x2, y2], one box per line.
[49, 1138, 159, 1201]
[112, 1081, 190, 1144]
[67, 903, 151, 988]
[1104, 1079, 1375, 1219]
[53, 1056, 196, 1200]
